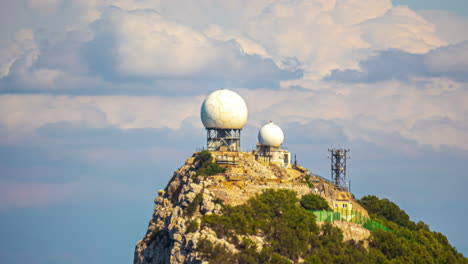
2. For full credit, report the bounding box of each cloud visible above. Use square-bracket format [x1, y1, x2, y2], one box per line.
[325, 41, 468, 83]
[359, 6, 444, 53]
[27, 0, 61, 14]
[2, 68, 468, 152]
[0, 94, 204, 142]
[283, 119, 348, 145]
[240, 78, 468, 151]
[0, 29, 38, 79]
[0, 119, 209, 211]
[0, 27, 97, 93]
[246, 0, 445, 82]
[1, 0, 452, 94]
[418, 10, 468, 44]
[0, 4, 301, 94]
[84, 7, 301, 82]
[425, 41, 468, 76]
[2, 0, 461, 95]
[409, 117, 468, 149]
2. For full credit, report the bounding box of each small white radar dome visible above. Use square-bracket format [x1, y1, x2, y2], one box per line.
[201, 89, 248, 129]
[258, 121, 284, 147]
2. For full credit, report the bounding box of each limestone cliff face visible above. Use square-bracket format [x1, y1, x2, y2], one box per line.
[134, 152, 369, 264]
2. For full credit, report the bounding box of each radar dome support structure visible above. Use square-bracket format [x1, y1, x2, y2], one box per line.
[254, 121, 291, 168]
[200, 89, 248, 152]
[206, 128, 241, 152]
[328, 148, 350, 191]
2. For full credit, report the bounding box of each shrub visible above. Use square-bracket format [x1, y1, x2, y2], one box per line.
[196, 239, 235, 263]
[195, 150, 213, 165]
[194, 150, 226, 177]
[300, 194, 331, 210]
[303, 175, 314, 188]
[197, 162, 226, 176]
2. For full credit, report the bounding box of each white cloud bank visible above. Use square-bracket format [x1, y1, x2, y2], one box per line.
[85, 7, 298, 80]
[0, 0, 467, 151]
[1, 75, 468, 151]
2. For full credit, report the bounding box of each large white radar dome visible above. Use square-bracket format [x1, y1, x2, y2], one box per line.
[258, 121, 284, 147]
[201, 89, 248, 129]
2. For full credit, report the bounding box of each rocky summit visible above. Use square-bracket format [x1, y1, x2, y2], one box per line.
[134, 151, 371, 264]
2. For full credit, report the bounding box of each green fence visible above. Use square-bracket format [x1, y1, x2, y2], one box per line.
[312, 210, 342, 222]
[310, 209, 391, 232]
[362, 219, 391, 232]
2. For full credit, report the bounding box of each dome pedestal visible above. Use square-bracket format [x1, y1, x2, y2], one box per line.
[254, 144, 291, 168]
[207, 128, 241, 152]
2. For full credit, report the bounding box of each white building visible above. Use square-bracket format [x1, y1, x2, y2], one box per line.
[254, 121, 291, 168]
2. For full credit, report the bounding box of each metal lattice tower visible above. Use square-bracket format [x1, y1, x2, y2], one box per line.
[207, 128, 241, 152]
[328, 148, 350, 191]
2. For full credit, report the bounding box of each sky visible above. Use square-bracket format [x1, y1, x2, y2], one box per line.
[0, 0, 468, 263]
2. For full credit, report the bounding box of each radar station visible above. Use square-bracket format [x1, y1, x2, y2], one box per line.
[200, 89, 248, 152]
[254, 121, 291, 168]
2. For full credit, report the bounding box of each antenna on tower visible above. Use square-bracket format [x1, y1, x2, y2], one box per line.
[328, 148, 350, 191]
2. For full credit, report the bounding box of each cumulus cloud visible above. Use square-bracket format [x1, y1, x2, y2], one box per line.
[359, 6, 444, 53]
[325, 41, 468, 83]
[0, 29, 38, 79]
[419, 10, 468, 44]
[0, 27, 97, 92]
[0, 81, 454, 151]
[425, 41, 468, 76]
[1, 0, 454, 94]
[245, 0, 445, 82]
[240, 77, 468, 151]
[84, 7, 301, 82]
[0, 94, 204, 144]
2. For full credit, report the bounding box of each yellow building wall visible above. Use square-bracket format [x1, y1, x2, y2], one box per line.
[333, 200, 353, 211]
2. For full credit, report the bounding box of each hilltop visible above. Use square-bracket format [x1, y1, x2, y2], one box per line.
[134, 151, 467, 264]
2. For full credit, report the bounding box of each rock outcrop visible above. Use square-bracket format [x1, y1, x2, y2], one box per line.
[134, 152, 370, 264]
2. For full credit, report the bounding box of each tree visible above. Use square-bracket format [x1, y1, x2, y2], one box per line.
[300, 194, 331, 210]
[358, 195, 415, 230]
[194, 150, 226, 177]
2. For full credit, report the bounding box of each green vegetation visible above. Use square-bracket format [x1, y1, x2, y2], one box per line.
[197, 237, 293, 264]
[185, 220, 199, 234]
[303, 175, 314, 188]
[185, 193, 203, 217]
[300, 194, 331, 210]
[359, 195, 467, 263]
[195, 189, 467, 263]
[196, 239, 236, 263]
[194, 151, 226, 179]
[359, 195, 415, 230]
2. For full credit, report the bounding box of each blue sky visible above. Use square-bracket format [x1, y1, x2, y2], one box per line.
[394, 0, 468, 17]
[0, 1, 468, 263]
